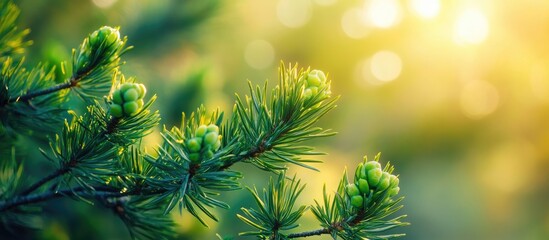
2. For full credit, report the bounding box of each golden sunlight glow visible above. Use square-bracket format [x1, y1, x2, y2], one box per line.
[460, 80, 499, 119]
[530, 63, 549, 102]
[341, 8, 371, 39]
[91, 0, 117, 8]
[277, 0, 312, 28]
[313, 0, 337, 6]
[453, 8, 489, 45]
[364, 0, 402, 29]
[244, 40, 275, 70]
[358, 50, 402, 85]
[409, 0, 440, 19]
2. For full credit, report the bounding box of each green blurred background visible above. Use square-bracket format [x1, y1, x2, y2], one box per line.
[12, 0, 549, 239]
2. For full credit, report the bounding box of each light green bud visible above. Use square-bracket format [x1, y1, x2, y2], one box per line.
[350, 195, 364, 208]
[367, 168, 382, 187]
[123, 88, 139, 102]
[346, 184, 360, 197]
[390, 174, 399, 187]
[119, 83, 133, 93]
[110, 103, 123, 118]
[112, 89, 123, 104]
[195, 125, 208, 137]
[377, 172, 391, 191]
[388, 187, 400, 197]
[204, 132, 219, 146]
[357, 179, 369, 194]
[207, 124, 219, 133]
[187, 138, 201, 153]
[364, 161, 381, 171]
[123, 101, 139, 116]
[307, 70, 326, 87]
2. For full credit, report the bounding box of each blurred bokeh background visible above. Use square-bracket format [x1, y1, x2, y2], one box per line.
[12, 0, 549, 239]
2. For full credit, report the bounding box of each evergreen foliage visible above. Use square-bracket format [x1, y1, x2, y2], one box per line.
[0, 0, 408, 239]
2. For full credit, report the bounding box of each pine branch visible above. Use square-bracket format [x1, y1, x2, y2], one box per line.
[18, 167, 69, 196]
[5, 72, 78, 104]
[287, 228, 330, 238]
[0, 186, 124, 212]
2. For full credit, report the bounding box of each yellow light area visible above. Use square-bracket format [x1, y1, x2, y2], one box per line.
[409, 0, 440, 19]
[91, 0, 117, 8]
[460, 80, 499, 119]
[313, 0, 337, 6]
[244, 40, 275, 70]
[364, 0, 402, 29]
[277, 0, 312, 28]
[530, 63, 549, 102]
[369, 50, 402, 84]
[341, 8, 371, 39]
[453, 8, 489, 45]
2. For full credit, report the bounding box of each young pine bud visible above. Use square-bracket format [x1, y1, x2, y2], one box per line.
[364, 161, 381, 172]
[377, 172, 391, 191]
[123, 88, 139, 102]
[187, 138, 202, 153]
[388, 187, 400, 197]
[110, 103, 123, 118]
[123, 101, 139, 116]
[204, 132, 219, 146]
[346, 183, 360, 197]
[195, 125, 208, 138]
[109, 82, 147, 118]
[357, 178, 369, 194]
[75, 26, 124, 74]
[367, 168, 382, 187]
[302, 69, 330, 100]
[207, 124, 219, 133]
[350, 195, 364, 208]
[112, 89, 123, 104]
[307, 70, 326, 87]
[390, 174, 399, 187]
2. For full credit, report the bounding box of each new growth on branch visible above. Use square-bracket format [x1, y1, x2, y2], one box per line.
[0, 0, 408, 239]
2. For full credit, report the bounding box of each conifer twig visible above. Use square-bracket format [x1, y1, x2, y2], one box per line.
[0, 186, 124, 212]
[287, 228, 330, 238]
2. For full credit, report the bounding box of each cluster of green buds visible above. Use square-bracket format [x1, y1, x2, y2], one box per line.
[345, 155, 400, 208]
[75, 26, 124, 74]
[186, 124, 222, 162]
[109, 82, 147, 118]
[302, 69, 331, 100]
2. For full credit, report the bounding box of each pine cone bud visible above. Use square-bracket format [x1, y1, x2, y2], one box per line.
[204, 132, 219, 146]
[302, 69, 330, 100]
[110, 103, 123, 118]
[377, 172, 391, 191]
[75, 26, 124, 74]
[185, 123, 222, 162]
[388, 187, 400, 197]
[346, 183, 360, 197]
[364, 161, 381, 171]
[187, 138, 202, 153]
[367, 168, 382, 187]
[109, 82, 147, 118]
[357, 178, 369, 193]
[350, 195, 364, 208]
[195, 125, 207, 137]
